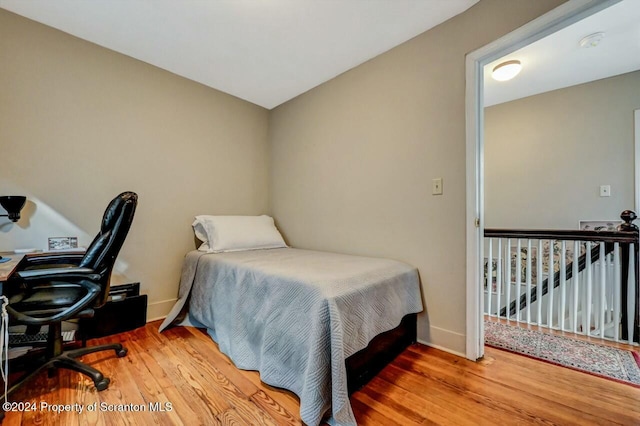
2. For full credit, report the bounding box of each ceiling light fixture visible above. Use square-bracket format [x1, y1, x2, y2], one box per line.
[579, 32, 605, 48]
[491, 60, 522, 82]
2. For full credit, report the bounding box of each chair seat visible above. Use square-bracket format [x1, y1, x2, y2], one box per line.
[9, 281, 98, 319]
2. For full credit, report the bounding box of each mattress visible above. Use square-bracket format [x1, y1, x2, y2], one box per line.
[160, 247, 423, 426]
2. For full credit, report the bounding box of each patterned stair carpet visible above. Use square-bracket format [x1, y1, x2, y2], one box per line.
[484, 320, 640, 387]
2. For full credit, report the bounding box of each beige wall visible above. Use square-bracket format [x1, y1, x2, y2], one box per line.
[0, 9, 270, 319]
[269, 0, 565, 354]
[485, 71, 640, 229]
[0, 0, 568, 354]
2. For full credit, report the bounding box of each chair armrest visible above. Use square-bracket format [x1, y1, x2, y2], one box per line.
[16, 267, 100, 282]
[23, 253, 84, 268]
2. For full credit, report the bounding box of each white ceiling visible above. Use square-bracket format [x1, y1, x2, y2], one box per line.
[484, 0, 640, 107]
[0, 0, 478, 110]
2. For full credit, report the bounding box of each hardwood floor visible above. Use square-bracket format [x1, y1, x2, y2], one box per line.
[3, 320, 640, 425]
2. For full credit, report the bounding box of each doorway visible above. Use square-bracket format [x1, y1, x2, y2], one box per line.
[465, 0, 628, 360]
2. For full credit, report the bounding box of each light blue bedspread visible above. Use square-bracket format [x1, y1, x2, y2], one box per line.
[160, 248, 423, 426]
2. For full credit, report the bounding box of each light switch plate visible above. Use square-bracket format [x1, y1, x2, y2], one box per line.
[599, 185, 611, 197]
[432, 178, 443, 195]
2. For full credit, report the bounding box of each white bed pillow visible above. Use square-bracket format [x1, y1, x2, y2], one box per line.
[192, 215, 287, 253]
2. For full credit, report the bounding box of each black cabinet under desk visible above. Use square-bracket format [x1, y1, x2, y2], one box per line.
[80, 282, 147, 339]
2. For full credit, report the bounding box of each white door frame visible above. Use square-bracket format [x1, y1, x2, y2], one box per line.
[464, 0, 621, 361]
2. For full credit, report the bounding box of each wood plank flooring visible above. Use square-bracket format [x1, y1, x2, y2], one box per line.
[3, 320, 640, 425]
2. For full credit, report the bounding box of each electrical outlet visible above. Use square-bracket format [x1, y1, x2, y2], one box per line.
[599, 185, 611, 197]
[432, 178, 443, 195]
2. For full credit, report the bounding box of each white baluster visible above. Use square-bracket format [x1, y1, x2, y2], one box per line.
[572, 241, 579, 334]
[506, 239, 511, 320]
[537, 239, 543, 325]
[560, 240, 566, 331]
[606, 253, 613, 326]
[547, 240, 554, 328]
[586, 243, 592, 337]
[497, 239, 502, 319]
[516, 239, 522, 322]
[599, 242, 606, 338]
[486, 238, 493, 316]
[526, 239, 532, 324]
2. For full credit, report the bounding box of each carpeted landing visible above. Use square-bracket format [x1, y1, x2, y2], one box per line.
[484, 320, 640, 387]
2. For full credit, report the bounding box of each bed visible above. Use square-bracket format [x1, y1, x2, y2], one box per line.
[160, 217, 423, 426]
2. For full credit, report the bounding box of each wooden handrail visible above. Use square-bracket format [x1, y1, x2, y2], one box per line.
[486, 210, 639, 243]
[484, 228, 637, 243]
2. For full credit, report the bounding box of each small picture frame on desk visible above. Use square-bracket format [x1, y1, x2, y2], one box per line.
[48, 236, 78, 251]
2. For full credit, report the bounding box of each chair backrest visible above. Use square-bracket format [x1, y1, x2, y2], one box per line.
[79, 191, 138, 307]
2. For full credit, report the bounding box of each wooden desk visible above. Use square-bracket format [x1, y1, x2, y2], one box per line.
[0, 253, 24, 282]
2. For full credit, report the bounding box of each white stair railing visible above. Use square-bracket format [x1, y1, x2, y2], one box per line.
[483, 211, 639, 345]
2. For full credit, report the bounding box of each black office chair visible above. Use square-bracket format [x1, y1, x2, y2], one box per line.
[4, 191, 138, 396]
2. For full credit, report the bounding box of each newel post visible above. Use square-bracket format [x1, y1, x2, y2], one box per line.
[619, 210, 639, 343]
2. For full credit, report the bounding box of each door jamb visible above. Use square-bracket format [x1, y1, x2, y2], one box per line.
[464, 0, 621, 360]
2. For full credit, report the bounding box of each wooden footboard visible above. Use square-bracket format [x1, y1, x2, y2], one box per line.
[345, 313, 417, 394]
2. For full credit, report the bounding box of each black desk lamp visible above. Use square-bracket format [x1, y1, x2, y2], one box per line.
[0, 196, 26, 222]
[0, 195, 26, 261]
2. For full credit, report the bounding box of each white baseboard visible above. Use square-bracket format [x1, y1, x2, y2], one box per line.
[417, 324, 466, 358]
[146, 298, 177, 322]
[416, 339, 466, 358]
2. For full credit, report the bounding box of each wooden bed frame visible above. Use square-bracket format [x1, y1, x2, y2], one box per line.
[345, 312, 417, 393]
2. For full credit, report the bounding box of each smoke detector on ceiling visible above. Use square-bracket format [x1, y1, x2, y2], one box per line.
[579, 32, 605, 48]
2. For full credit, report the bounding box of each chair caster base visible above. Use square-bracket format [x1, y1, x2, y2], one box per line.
[94, 378, 110, 391]
[116, 348, 128, 357]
